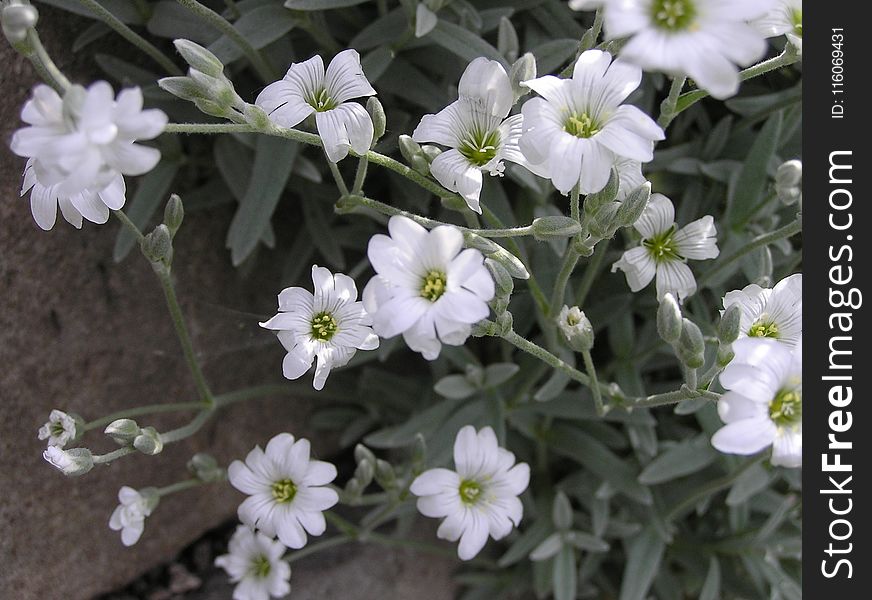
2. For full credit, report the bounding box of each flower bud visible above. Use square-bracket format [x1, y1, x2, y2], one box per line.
[354, 459, 374, 487]
[412, 433, 427, 473]
[164, 194, 184, 237]
[104, 419, 141, 446]
[243, 103, 271, 129]
[557, 305, 594, 353]
[410, 154, 431, 176]
[43, 446, 93, 477]
[717, 345, 734, 368]
[188, 452, 225, 481]
[398, 134, 423, 165]
[344, 477, 363, 501]
[366, 96, 386, 145]
[583, 169, 620, 215]
[677, 318, 705, 368]
[657, 293, 682, 343]
[510, 53, 537, 102]
[420, 144, 442, 163]
[158, 76, 202, 102]
[2, 1, 38, 43]
[586, 202, 620, 239]
[616, 182, 651, 228]
[775, 159, 802, 188]
[485, 258, 513, 297]
[531, 216, 583, 241]
[354, 443, 376, 466]
[174, 39, 225, 78]
[140, 224, 173, 265]
[717, 303, 742, 344]
[133, 426, 164, 455]
[374, 459, 397, 490]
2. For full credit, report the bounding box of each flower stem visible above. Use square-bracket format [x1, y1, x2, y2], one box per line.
[112, 209, 145, 242]
[582, 350, 605, 416]
[157, 478, 205, 496]
[657, 76, 686, 129]
[11, 29, 72, 93]
[697, 216, 801, 287]
[155, 266, 214, 405]
[352, 155, 369, 195]
[327, 156, 350, 196]
[159, 408, 214, 443]
[75, 0, 183, 75]
[673, 47, 800, 117]
[549, 246, 580, 317]
[173, 0, 277, 82]
[83, 401, 204, 431]
[93, 447, 136, 464]
[574, 238, 608, 307]
[286, 535, 353, 563]
[630, 386, 719, 409]
[569, 185, 581, 223]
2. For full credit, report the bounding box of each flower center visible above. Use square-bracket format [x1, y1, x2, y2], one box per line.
[250, 554, 272, 578]
[51, 422, 67, 437]
[791, 9, 802, 36]
[566, 314, 581, 327]
[420, 270, 447, 302]
[564, 113, 600, 138]
[641, 225, 681, 263]
[308, 88, 337, 112]
[271, 478, 298, 503]
[749, 318, 779, 338]
[311, 311, 339, 342]
[459, 479, 483, 505]
[458, 129, 501, 166]
[769, 388, 802, 427]
[651, 0, 697, 31]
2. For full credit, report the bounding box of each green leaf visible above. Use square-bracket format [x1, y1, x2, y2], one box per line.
[361, 46, 395, 82]
[483, 363, 520, 387]
[364, 396, 463, 448]
[725, 463, 772, 506]
[530, 39, 578, 75]
[302, 196, 345, 269]
[434, 374, 478, 400]
[553, 546, 577, 600]
[226, 136, 298, 265]
[564, 531, 609, 553]
[426, 20, 508, 67]
[285, 0, 369, 9]
[549, 425, 652, 505]
[499, 517, 552, 567]
[349, 7, 407, 49]
[727, 111, 782, 229]
[39, 0, 146, 24]
[638, 435, 718, 485]
[73, 22, 110, 52]
[699, 557, 721, 600]
[148, 1, 221, 44]
[530, 533, 562, 561]
[95, 55, 159, 87]
[208, 6, 297, 63]
[113, 161, 180, 262]
[553, 491, 573, 530]
[619, 525, 665, 600]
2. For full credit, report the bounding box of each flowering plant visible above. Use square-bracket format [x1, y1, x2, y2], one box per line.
[4, 0, 802, 597]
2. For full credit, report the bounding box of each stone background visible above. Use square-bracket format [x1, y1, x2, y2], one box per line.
[0, 10, 456, 599]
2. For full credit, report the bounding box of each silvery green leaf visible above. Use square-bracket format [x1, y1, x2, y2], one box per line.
[530, 533, 563, 561]
[285, 0, 370, 8]
[726, 463, 772, 506]
[208, 6, 297, 63]
[619, 525, 665, 600]
[483, 363, 519, 387]
[497, 16, 519, 62]
[302, 196, 345, 269]
[553, 546, 577, 600]
[73, 22, 110, 52]
[728, 111, 783, 229]
[564, 531, 610, 553]
[364, 396, 463, 448]
[674, 397, 709, 415]
[361, 46, 394, 82]
[148, 1, 220, 44]
[350, 7, 408, 49]
[39, 0, 145, 24]
[499, 516, 551, 567]
[426, 20, 507, 67]
[552, 491, 573, 531]
[638, 435, 717, 485]
[700, 557, 721, 600]
[530, 39, 578, 75]
[114, 161, 180, 262]
[434, 374, 478, 399]
[415, 3, 438, 37]
[95, 55, 158, 87]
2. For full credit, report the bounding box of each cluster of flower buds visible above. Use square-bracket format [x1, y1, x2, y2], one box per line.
[580, 169, 652, 255]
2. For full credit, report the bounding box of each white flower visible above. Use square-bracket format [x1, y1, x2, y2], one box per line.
[412, 58, 525, 213]
[43, 446, 93, 476]
[602, 0, 775, 99]
[558, 305, 594, 352]
[260, 265, 379, 391]
[722, 273, 802, 351]
[711, 338, 802, 468]
[215, 525, 291, 600]
[37, 409, 80, 448]
[611, 193, 718, 300]
[255, 49, 376, 162]
[751, 0, 802, 56]
[109, 486, 159, 546]
[410, 426, 530, 560]
[519, 50, 664, 195]
[569, 0, 607, 10]
[21, 158, 126, 230]
[10, 82, 166, 197]
[227, 433, 339, 549]
[363, 216, 495, 360]
[614, 156, 646, 201]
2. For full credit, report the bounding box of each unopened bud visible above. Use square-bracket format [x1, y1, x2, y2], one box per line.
[420, 144, 442, 163]
[354, 459, 374, 487]
[410, 153, 430, 176]
[158, 76, 202, 102]
[718, 304, 742, 344]
[677, 318, 705, 368]
[174, 39, 225, 78]
[104, 419, 141, 446]
[398, 135, 423, 164]
[586, 202, 620, 238]
[412, 433, 426, 473]
[188, 452, 225, 481]
[2, 1, 39, 43]
[775, 160, 802, 188]
[557, 305, 594, 353]
[485, 258, 513, 297]
[374, 459, 397, 489]
[140, 224, 173, 265]
[510, 53, 537, 102]
[366, 96, 386, 145]
[616, 182, 651, 227]
[133, 426, 163, 455]
[657, 293, 682, 344]
[583, 169, 620, 215]
[243, 103, 271, 130]
[354, 443, 376, 466]
[531, 216, 582, 241]
[164, 194, 184, 236]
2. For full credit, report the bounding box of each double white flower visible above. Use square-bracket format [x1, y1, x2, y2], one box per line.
[711, 338, 802, 468]
[11, 82, 166, 229]
[751, 0, 803, 56]
[519, 50, 664, 195]
[612, 193, 718, 300]
[256, 49, 376, 163]
[411, 426, 530, 560]
[109, 486, 159, 546]
[260, 265, 379, 391]
[602, 0, 774, 99]
[722, 273, 802, 352]
[227, 433, 339, 549]
[363, 216, 495, 360]
[412, 58, 525, 213]
[215, 526, 291, 600]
